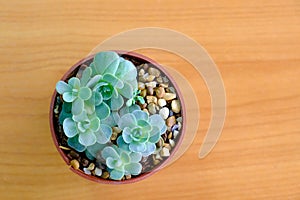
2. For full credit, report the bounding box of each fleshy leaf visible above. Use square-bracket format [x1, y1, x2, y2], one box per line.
[94, 124, 112, 144]
[101, 146, 119, 160]
[129, 152, 142, 163]
[106, 157, 117, 169]
[78, 87, 92, 100]
[80, 67, 92, 86]
[95, 102, 110, 120]
[72, 98, 84, 115]
[94, 51, 120, 75]
[110, 169, 124, 180]
[86, 75, 102, 88]
[68, 135, 86, 152]
[110, 92, 124, 111]
[148, 126, 161, 143]
[78, 131, 97, 146]
[129, 142, 146, 153]
[56, 81, 71, 94]
[120, 151, 130, 163]
[132, 110, 148, 121]
[63, 92, 76, 102]
[149, 114, 167, 134]
[68, 77, 80, 89]
[103, 74, 124, 89]
[89, 117, 100, 132]
[116, 59, 137, 81]
[122, 127, 133, 143]
[116, 136, 130, 152]
[142, 142, 156, 156]
[120, 104, 141, 116]
[72, 110, 88, 122]
[118, 113, 137, 130]
[125, 163, 142, 175]
[63, 118, 78, 137]
[118, 81, 133, 99]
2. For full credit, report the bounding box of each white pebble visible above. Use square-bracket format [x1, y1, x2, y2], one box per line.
[83, 168, 91, 175]
[159, 107, 169, 120]
[94, 167, 102, 176]
[158, 99, 167, 107]
[173, 130, 179, 138]
[160, 147, 170, 157]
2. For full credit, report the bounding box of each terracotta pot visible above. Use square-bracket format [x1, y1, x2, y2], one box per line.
[49, 50, 186, 184]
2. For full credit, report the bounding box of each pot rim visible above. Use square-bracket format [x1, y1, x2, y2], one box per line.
[49, 50, 186, 184]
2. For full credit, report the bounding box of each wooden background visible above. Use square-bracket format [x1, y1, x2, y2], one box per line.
[0, 0, 299, 199]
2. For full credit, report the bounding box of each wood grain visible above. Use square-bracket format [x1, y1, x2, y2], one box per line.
[0, 0, 299, 199]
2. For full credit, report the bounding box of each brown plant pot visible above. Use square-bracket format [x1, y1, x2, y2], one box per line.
[49, 50, 186, 184]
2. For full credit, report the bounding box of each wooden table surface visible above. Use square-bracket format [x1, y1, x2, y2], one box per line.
[0, 1, 299, 199]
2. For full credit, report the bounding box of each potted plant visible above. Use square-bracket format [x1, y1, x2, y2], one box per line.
[49, 50, 185, 184]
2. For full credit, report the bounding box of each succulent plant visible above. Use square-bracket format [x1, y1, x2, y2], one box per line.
[126, 90, 145, 107]
[116, 110, 167, 157]
[88, 51, 138, 111]
[63, 111, 112, 152]
[56, 77, 92, 115]
[101, 146, 142, 180]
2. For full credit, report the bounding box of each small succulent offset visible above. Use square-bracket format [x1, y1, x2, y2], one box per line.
[56, 51, 168, 180]
[101, 146, 142, 180]
[116, 110, 167, 157]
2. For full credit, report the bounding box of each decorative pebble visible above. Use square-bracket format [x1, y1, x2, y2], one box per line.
[111, 131, 118, 140]
[171, 124, 180, 132]
[70, 159, 80, 170]
[138, 82, 145, 90]
[94, 167, 102, 176]
[141, 89, 147, 97]
[160, 147, 170, 157]
[173, 130, 179, 138]
[148, 67, 161, 77]
[146, 74, 156, 82]
[168, 132, 173, 139]
[112, 127, 122, 134]
[147, 86, 154, 95]
[156, 77, 163, 83]
[178, 122, 182, 130]
[167, 87, 175, 93]
[169, 139, 175, 147]
[142, 109, 149, 115]
[176, 117, 182, 123]
[68, 151, 79, 159]
[83, 168, 91, 175]
[164, 93, 176, 101]
[166, 116, 176, 127]
[80, 158, 89, 167]
[87, 163, 95, 171]
[155, 87, 165, 98]
[125, 174, 132, 179]
[162, 76, 169, 83]
[156, 138, 164, 148]
[158, 99, 167, 107]
[145, 81, 157, 88]
[155, 153, 163, 160]
[147, 103, 156, 114]
[159, 107, 169, 120]
[54, 105, 59, 114]
[153, 159, 160, 165]
[59, 146, 71, 151]
[101, 171, 110, 179]
[159, 83, 169, 88]
[171, 100, 181, 113]
[146, 96, 157, 104]
[163, 143, 171, 150]
[139, 69, 145, 76]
